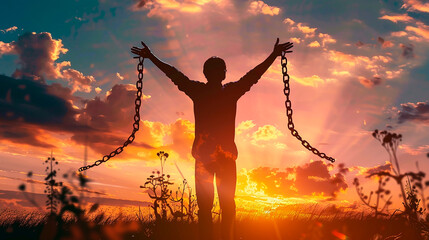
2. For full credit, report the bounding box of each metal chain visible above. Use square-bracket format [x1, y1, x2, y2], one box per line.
[78, 57, 145, 172]
[281, 52, 335, 163]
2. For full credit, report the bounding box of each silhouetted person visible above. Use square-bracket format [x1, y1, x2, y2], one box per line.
[132, 39, 293, 240]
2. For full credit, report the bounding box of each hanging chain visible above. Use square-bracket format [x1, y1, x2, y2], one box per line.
[78, 57, 144, 172]
[78, 52, 334, 171]
[281, 52, 335, 163]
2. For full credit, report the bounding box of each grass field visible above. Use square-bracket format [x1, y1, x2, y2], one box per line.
[0, 207, 427, 240]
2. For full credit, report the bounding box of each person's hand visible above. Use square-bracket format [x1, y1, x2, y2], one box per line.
[131, 41, 153, 58]
[273, 38, 293, 56]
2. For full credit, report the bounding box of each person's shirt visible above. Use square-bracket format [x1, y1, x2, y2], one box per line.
[166, 68, 260, 159]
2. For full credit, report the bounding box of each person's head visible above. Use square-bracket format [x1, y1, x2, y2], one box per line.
[203, 56, 226, 83]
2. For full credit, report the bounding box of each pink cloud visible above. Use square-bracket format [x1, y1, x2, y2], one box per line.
[0, 41, 15, 56]
[292, 74, 326, 87]
[3, 32, 96, 92]
[391, 31, 408, 37]
[248, 1, 280, 16]
[296, 23, 317, 38]
[131, 0, 226, 19]
[11, 32, 68, 81]
[116, 72, 125, 80]
[358, 76, 383, 88]
[355, 161, 393, 177]
[62, 69, 95, 93]
[397, 101, 429, 124]
[236, 120, 256, 135]
[283, 18, 295, 25]
[239, 161, 348, 198]
[377, 37, 394, 48]
[379, 13, 414, 23]
[251, 124, 283, 144]
[399, 144, 429, 156]
[95, 87, 102, 94]
[0, 26, 18, 33]
[402, 0, 429, 13]
[406, 22, 429, 41]
[318, 33, 336, 47]
[400, 43, 415, 58]
[308, 41, 321, 48]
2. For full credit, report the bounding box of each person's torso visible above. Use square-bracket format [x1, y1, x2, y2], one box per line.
[191, 84, 238, 158]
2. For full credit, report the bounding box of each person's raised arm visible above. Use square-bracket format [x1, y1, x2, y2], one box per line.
[131, 42, 191, 86]
[238, 38, 293, 86]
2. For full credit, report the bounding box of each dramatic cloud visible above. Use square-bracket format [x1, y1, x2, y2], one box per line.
[72, 84, 153, 153]
[397, 101, 429, 124]
[238, 167, 295, 197]
[379, 13, 414, 23]
[77, 84, 142, 131]
[355, 161, 393, 177]
[169, 119, 194, 158]
[2, 32, 95, 92]
[308, 41, 320, 48]
[292, 74, 326, 87]
[377, 37, 394, 48]
[391, 31, 408, 37]
[400, 43, 415, 58]
[294, 161, 347, 197]
[358, 76, 383, 88]
[402, 0, 429, 13]
[0, 41, 15, 56]
[238, 161, 348, 198]
[0, 26, 18, 33]
[251, 125, 283, 143]
[296, 23, 317, 38]
[0, 75, 76, 126]
[95, 87, 102, 94]
[62, 69, 95, 93]
[283, 18, 295, 25]
[131, 0, 226, 19]
[405, 22, 429, 41]
[116, 72, 125, 80]
[236, 120, 256, 135]
[318, 33, 336, 47]
[11, 32, 68, 81]
[283, 18, 317, 38]
[355, 41, 365, 47]
[0, 75, 87, 148]
[327, 49, 397, 84]
[248, 1, 280, 16]
[399, 144, 429, 156]
[0, 124, 55, 148]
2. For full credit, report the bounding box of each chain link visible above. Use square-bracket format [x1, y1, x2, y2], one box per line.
[281, 52, 335, 163]
[78, 57, 145, 172]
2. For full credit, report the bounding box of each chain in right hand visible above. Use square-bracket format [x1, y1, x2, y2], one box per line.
[281, 52, 335, 163]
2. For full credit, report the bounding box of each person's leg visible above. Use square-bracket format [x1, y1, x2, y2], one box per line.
[216, 158, 237, 240]
[195, 159, 215, 240]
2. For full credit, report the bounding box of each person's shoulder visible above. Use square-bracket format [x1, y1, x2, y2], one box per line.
[190, 80, 205, 85]
[223, 81, 239, 88]
[188, 80, 205, 88]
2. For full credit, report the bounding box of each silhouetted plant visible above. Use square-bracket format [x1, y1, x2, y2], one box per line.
[404, 179, 424, 216]
[18, 153, 103, 240]
[141, 151, 174, 221]
[141, 151, 198, 222]
[353, 175, 392, 218]
[170, 179, 198, 221]
[354, 130, 429, 238]
[43, 154, 62, 215]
